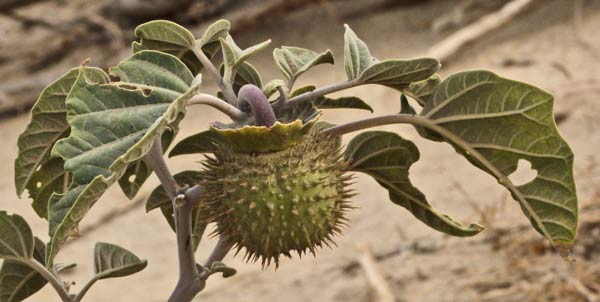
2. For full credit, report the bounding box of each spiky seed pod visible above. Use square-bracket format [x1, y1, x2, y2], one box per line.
[200, 133, 354, 267]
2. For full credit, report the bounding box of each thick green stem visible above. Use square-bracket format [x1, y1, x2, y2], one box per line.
[282, 80, 359, 108]
[192, 46, 238, 107]
[24, 259, 72, 302]
[187, 93, 246, 122]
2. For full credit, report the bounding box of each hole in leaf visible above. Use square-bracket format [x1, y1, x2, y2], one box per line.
[36, 181, 42, 188]
[128, 175, 136, 183]
[118, 84, 138, 91]
[109, 73, 120, 82]
[142, 88, 152, 96]
[508, 159, 537, 186]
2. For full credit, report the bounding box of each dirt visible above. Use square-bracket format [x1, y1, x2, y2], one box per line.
[1, 0, 600, 301]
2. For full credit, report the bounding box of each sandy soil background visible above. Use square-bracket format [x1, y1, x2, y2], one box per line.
[1, 1, 600, 301]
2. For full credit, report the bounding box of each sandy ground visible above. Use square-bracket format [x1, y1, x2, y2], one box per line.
[1, 1, 600, 301]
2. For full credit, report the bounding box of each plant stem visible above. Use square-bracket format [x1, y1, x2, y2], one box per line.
[283, 80, 359, 108]
[144, 138, 204, 302]
[73, 276, 99, 302]
[192, 46, 238, 107]
[24, 259, 72, 302]
[322, 114, 419, 137]
[187, 93, 246, 121]
[203, 237, 233, 268]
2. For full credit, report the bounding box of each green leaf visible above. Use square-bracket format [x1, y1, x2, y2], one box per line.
[220, 36, 271, 82]
[418, 70, 578, 249]
[146, 171, 207, 251]
[344, 24, 374, 80]
[15, 67, 108, 218]
[133, 19, 229, 75]
[399, 95, 416, 115]
[93, 242, 147, 280]
[0, 212, 34, 259]
[273, 46, 334, 85]
[345, 131, 484, 237]
[196, 19, 230, 47]
[25, 158, 70, 219]
[219, 62, 263, 94]
[313, 96, 373, 112]
[46, 50, 200, 266]
[404, 74, 442, 106]
[358, 58, 440, 90]
[290, 85, 316, 98]
[117, 124, 179, 199]
[0, 238, 47, 302]
[208, 261, 236, 278]
[262, 79, 286, 98]
[343, 25, 439, 90]
[169, 130, 226, 157]
[134, 20, 195, 48]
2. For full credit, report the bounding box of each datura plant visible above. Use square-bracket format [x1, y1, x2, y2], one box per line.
[4, 19, 578, 302]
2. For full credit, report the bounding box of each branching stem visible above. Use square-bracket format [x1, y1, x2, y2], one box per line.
[192, 46, 238, 107]
[24, 259, 72, 302]
[73, 275, 100, 302]
[187, 93, 246, 121]
[144, 138, 202, 302]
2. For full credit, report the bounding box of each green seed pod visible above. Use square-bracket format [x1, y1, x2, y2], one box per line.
[200, 130, 354, 267]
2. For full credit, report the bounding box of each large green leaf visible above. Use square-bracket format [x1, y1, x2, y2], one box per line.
[0, 238, 47, 302]
[169, 130, 225, 157]
[273, 46, 334, 86]
[25, 158, 70, 219]
[14, 67, 108, 218]
[0, 212, 34, 260]
[343, 25, 439, 90]
[93, 242, 147, 280]
[133, 19, 229, 75]
[146, 171, 206, 251]
[46, 50, 200, 265]
[418, 70, 578, 250]
[345, 131, 484, 236]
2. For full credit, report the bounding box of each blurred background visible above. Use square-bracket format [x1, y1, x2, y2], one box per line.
[1, 0, 600, 301]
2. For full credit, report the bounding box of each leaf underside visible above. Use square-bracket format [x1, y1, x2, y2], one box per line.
[273, 46, 334, 85]
[0, 238, 47, 302]
[0, 212, 34, 259]
[345, 131, 484, 236]
[14, 67, 108, 219]
[418, 70, 577, 248]
[93, 242, 147, 279]
[133, 19, 230, 75]
[343, 24, 439, 89]
[46, 50, 199, 266]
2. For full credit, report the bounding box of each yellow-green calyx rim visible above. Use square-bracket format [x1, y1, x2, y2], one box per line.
[211, 117, 319, 154]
